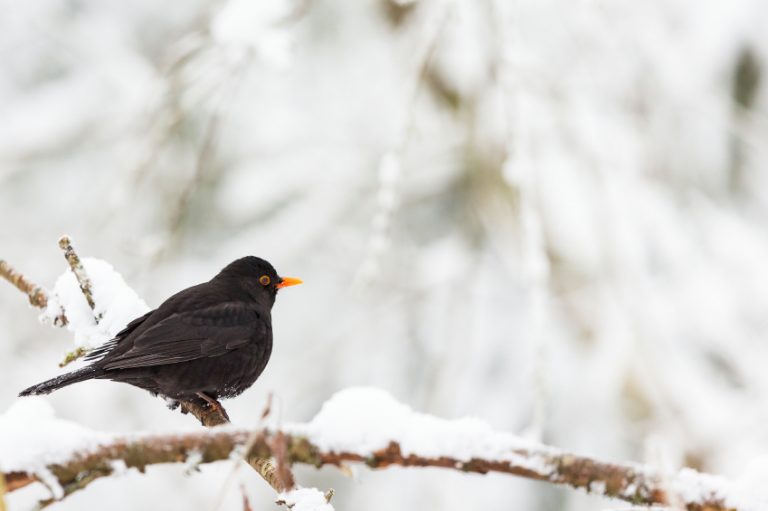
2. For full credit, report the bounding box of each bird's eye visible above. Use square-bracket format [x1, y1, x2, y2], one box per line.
[259, 275, 271, 286]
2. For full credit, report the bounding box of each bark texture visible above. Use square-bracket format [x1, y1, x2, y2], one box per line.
[4, 429, 735, 511]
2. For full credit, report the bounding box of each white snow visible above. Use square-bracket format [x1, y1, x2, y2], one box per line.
[211, 0, 295, 67]
[35, 466, 64, 499]
[0, 398, 111, 473]
[183, 450, 203, 475]
[671, 467, 729, 504]
[588, 480, 606, 495]
[299, 387, 554, 474]
[40, 257, 149, 351]
[726, 458, 768, 511]
[653, 465, 768, 511]
[109, 458, 128, 477]
[276, 488, 334, 511]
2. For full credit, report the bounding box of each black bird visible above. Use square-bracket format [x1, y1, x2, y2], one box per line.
[19, 256, 301, 417]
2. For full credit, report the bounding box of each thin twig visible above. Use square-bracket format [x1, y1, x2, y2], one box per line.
[268, 431, 295, 492]
[248, 457, 283, 492]
[356, 1, 451, 285]
[58, 347, 88, 368]
[0, 259, 66, 325]
[57, 236, 97, 316]
[176, 396, 294, 497]
[56, 235, 99, 366]
[261, 392, 274, 421]
[0, 259, 50, 309]
[3, 429, 736, 511]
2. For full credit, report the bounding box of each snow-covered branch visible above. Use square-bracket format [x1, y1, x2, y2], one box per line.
[0, 389, 745, 511]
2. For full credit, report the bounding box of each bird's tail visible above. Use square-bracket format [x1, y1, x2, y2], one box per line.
[19, 366, 99, 396]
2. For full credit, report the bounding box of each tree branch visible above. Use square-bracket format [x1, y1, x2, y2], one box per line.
[55, 236, 103, 366]
[0, 259, 48, 308]
[57, 236, 97, 316]
[2, 428, 735, 511]
[0, 259, 66, 325]
[179, 399, 230, 427]
[176, 389, 296, 497]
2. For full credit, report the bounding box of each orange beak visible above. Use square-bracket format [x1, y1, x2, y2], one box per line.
[276, 276, 303, 289]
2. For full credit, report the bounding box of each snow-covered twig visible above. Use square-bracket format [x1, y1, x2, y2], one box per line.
[57, 236, 97, 315]
[356, 1, 450, 285]
[2, 422, 736, 511]
[0, 259, 65, 325]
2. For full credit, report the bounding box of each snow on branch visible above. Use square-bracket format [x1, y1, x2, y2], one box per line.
[0, 389, 749, 511]
[46, 238, 149, 367]
[0, 239, 148, 357]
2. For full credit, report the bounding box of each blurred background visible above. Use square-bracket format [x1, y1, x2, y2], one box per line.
[2, 0, 768, 509]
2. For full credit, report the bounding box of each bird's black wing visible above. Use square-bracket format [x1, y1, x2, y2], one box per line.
[84, 310, 155, 362]
[100, 302, 266, 370]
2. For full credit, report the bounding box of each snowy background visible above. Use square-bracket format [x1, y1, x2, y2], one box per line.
[2, 0, 768, 509]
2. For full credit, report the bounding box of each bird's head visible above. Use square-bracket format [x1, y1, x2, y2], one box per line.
[215, 256, 302, 307]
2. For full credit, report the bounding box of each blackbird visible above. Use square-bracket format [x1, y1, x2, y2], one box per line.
[19, 256, 301, 417]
